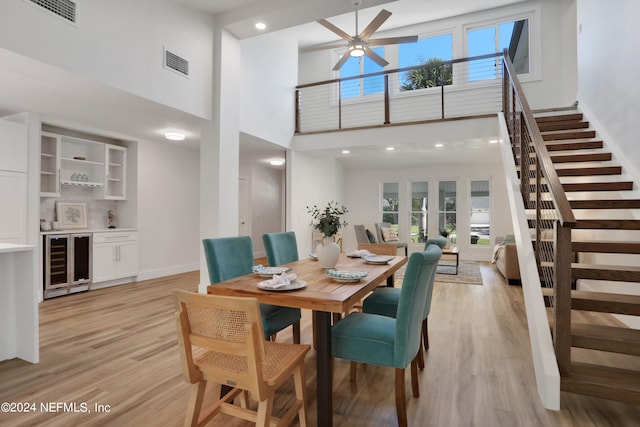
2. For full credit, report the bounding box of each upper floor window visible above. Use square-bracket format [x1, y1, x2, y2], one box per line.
[339, 47, 385, 99]
[467, 18, 529, 81]
[399, 33, 453, 91]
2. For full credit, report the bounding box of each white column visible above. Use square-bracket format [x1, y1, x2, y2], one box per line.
[199, 27, 241, 293]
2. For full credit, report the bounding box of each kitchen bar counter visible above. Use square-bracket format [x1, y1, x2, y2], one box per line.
[0, 243, 38, 363]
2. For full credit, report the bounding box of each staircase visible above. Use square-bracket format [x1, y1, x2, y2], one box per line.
[534, 111, 640, 403]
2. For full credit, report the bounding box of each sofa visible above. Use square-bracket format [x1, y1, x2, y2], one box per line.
[492, 235, 520, 284]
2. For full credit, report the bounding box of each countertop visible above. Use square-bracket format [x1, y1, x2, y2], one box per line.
[40, 228, 137, 235]
[0, 243, 35, 253]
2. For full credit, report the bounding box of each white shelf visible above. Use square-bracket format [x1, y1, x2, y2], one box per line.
[41, 153, 55, 158]
[60, 180, 104, 188]
[40, 171, 55, 176]
[61, 157, 104, 166]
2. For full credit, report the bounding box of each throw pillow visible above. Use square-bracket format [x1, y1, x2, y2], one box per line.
[501, 234, 516, 244]
[365, 229, 377, 243]
[381, 227, 399, 242]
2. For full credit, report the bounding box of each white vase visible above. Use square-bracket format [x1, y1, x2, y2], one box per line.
[316, 236, 340, 268]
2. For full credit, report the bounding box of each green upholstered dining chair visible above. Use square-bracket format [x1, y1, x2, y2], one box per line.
[363, 239, 445, 370]
[263, 231, 299, 267]
[202, 236, 302, 344]
[331, 247, 441, 427]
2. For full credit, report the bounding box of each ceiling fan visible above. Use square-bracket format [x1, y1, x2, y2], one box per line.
[316, 0, 418, 71]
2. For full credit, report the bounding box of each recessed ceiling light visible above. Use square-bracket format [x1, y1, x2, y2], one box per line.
[386, 146, 395, 151]
[434, 143, 444, 147]
[342, 150, 350, 154]
[270, 159, 284, 166]
[489, 139, 499, 144]
[165, 132, 185, 141]
[255, 22, 266, 30]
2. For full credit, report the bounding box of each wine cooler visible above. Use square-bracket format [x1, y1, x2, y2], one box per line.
[43, 233, 92, 299]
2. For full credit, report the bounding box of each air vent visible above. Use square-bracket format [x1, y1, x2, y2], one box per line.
[28, 0, 77, 24]
[164, 49, 190, 78]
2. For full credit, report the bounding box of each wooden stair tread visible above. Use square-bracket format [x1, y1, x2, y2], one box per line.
[538, 120, 589, 132]
[550, 152, 612, 163]
[562, 181, 634, 192]
[535, 113, 583, 123]
[574, 219, 640, 230]
[572, 263, 640, 282]
[572, 323, 640, 356]
[539, 287, 640, 315]
[555, 166, 622, 176]
[542, 130, 596, 141]
[573, 240, 640, 254]
[544, 140, 604, 151]
[561, 362, 640, 404]
[569, 199, 640, 209]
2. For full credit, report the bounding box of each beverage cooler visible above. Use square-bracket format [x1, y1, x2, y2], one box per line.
[43, 233, 92, 299]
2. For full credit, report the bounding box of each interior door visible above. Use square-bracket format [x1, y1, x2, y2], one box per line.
[238, 178, 250, 236]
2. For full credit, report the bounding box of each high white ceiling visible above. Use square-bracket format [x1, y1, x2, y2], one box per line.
[0, 0, 524, 168]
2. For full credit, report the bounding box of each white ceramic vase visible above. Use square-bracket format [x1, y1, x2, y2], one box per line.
[316, 236, 340, 268]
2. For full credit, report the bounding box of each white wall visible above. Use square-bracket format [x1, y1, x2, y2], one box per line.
[342, 161, 512, 261]
[289, 152, 345, 256]
[136, 140, 200, 280]
[298, 0, 577, 111]
[240, 33, 298, 148]
[576, 0, 640, 183]
[0, 0, 214, 119]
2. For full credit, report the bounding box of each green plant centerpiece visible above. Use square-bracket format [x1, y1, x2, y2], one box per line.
[307, 201, 348, 268]
[307, 201, 348, 237]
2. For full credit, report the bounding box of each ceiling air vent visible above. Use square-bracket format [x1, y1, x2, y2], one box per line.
[28, 0, 77, 24]
[164, 49, 190, 78]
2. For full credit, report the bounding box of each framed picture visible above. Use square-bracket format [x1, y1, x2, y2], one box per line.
[56, 202, 87, 229]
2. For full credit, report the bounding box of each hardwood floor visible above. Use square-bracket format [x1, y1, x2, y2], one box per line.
[1, 265, 639, 426]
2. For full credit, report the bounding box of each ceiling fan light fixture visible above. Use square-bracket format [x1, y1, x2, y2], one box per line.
[349, 44, 365, 57]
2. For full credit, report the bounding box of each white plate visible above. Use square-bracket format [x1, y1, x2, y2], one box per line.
[309, 252, 318, 260]
[252, 266, 291, 277]
[257, 279, 307, 291]
[363, 255, 394, 264]
[330, 276, 363, 283]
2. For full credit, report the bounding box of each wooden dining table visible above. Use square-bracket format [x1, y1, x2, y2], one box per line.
[207, 253, 407, 427]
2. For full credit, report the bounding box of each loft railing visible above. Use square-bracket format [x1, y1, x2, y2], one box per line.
[295, 52, 504, 134]
[502, 53, 576, 376]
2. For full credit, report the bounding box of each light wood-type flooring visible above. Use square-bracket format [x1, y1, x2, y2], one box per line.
[1, 264, 639, 426]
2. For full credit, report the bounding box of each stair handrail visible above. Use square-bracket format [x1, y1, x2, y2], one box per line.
[502, 52, 575, 375]
[502, 54, 576, 228]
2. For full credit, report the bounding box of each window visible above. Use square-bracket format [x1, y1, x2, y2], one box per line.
[438, 181, 456, 243]
[339, 47, 385, 99]
[382, 182, 399, 230]
[470, 180, 491, 246]
[467, 18, 529, 81]
[410, 181, 428, 243]
[399, 34, 453, 91]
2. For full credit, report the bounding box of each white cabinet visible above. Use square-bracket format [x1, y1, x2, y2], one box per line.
[39, 132, 128, 200]
[104, 144, 126, 200]
[92, 231, 138, 283]
[40, 132, 61, 197]
[0, 119, 28, 244]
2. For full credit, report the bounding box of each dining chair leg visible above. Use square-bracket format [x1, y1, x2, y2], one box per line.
[185, 381, 206, 427]
[256, 395, 274, 427]
[395, 368, 408, 427]
[410, 355, 420, 397]
[293, 321, 301, 344]
[350, 361, 357, 382]
[239, 390, 250, 408]
[422, 319, 429, 351]
[417, 340, 425, 371]
[293, 363, 308, 427]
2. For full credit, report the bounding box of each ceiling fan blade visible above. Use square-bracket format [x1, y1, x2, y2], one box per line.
[358, 9, 392, 40]
[367, 36, 419, 46]
[317, 18, 354, 42]
[301, 42, 349, 53]
[332, 52, 352, 71]
[364, 47, 389, 68]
